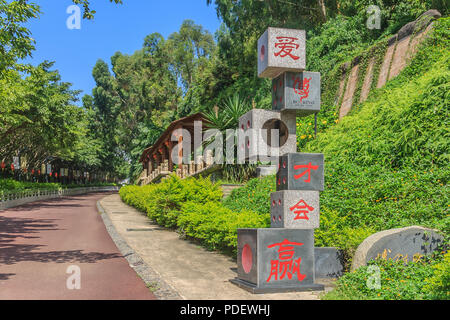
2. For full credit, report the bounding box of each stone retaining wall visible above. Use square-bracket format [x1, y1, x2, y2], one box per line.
[337, 10, 440, 119]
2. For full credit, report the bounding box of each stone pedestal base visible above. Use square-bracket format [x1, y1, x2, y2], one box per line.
[230, 278, 324, 294]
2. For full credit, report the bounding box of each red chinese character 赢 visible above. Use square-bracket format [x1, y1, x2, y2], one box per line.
[293, 162, 319, 183]
[290, 199, 314, 221]
[266, 239, 306, 282]
[274, 37, 300, 60]
[294, 77, 312, 102]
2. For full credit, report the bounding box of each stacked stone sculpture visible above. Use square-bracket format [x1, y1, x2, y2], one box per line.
[231, 27, 325, 293]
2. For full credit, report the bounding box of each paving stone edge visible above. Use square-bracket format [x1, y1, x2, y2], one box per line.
[97, 200, 183, 300]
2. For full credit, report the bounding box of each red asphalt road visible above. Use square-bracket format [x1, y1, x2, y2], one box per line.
[0, 192, 156, 300]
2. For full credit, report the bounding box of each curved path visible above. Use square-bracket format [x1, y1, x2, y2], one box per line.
[0, 192, 156, 300]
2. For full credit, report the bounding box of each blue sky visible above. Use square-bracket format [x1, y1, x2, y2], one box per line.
[23, 0, 222, 104]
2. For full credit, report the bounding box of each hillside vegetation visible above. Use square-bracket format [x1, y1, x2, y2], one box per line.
[226, 18, 449, 256]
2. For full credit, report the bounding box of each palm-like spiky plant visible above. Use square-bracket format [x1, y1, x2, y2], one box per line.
[203, 93, 256, 183]
[204, 93, 252, 131]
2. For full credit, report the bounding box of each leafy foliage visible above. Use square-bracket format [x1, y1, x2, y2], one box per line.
[322, 250, 449, 300]
[0, 178, 115, 192]
[178, 201, 268, 255]
[423, 251, 450, 300]
[0, 62, 93, 171]
[121, 159, 267, 250]
[0, 0, 40, 75]
[204, 93, 252, 131]
[222, 175, 275, 216]
[119, 176, 269, 255]
[120, 175, 223, 228]
[72, 0, 123, 19]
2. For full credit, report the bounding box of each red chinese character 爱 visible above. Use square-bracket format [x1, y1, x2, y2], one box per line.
[290, 199, 314, 221]
[293, 162, 319, 183]
[266, 239, 306, 282]
[274, 37, 300, 60]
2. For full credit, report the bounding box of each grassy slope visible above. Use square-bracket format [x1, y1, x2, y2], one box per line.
[306, 17, 449, 235]
[311, 19, 450, 300]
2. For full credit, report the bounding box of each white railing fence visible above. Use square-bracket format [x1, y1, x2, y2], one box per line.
[0, 186, 119, 210]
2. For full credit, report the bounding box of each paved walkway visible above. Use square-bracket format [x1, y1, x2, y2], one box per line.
[100, 194, 330, 300]
[0, 192, 156, 300]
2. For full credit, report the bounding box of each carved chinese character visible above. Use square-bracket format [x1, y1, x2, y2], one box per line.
[266, 239, 306, 282]
[274, 37, 300, 60]
[294, 162, 319, 183]
[290, 199, 314, 221]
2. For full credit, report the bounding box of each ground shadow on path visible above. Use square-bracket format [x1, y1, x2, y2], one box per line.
[0, 243, 121, 265]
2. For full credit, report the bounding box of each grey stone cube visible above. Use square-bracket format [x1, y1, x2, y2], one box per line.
[276, 153, 324, 191]
[238, 109, 296, 161]
[270, 190, 320, 229]
[315, 247, 345, 278]
[258, 27, 306, 79]
[236, 228, 318, 290]
[272, 72, 321, 116]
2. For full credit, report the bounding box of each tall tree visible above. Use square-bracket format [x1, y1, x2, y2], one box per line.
[0, 62, 88, 169]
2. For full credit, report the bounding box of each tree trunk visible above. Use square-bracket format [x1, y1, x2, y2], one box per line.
[317, 0, 327, 22]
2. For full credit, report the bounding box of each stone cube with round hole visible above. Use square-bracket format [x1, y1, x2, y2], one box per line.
[258, 27, 306, 79]
[276, 153, 324, 191]
[270, 190, 320, 229]
[272, 71, 321, 116]
[233, 228, 323, 292]
[238, 109, 297, 161]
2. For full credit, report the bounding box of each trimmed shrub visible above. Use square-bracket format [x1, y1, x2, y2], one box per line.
[0, 179, 116, 193]
[120, 174, 223, 228]
[178, 201, 269, 255]
[120, 175, 268, 255]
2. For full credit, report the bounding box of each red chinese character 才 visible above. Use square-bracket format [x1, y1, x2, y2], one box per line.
[266, 239, 306, 282]
[293, 162, 319, 183]
[274, 37, 300, 60]
[294, 77, 312, 102]
[290, 199, 314, 221]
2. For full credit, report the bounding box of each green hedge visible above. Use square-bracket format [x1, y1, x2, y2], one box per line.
[119, 174, 269, 255]
[178, 201, 268, 255]
[0, 179, 116, 192]
[144, 175, 223, 228]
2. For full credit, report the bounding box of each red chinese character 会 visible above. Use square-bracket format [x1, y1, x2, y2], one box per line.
[290, 199, 314, 221]
[293, 162, 319, 183]
[274, 37, 300, 60]
[266, 239, 306, 282]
